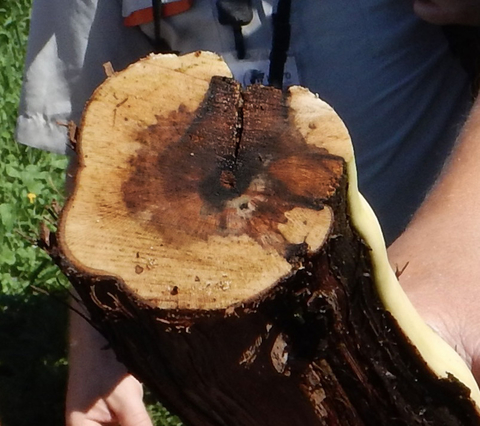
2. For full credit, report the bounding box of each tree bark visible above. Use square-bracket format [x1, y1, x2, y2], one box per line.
[42, 52, 480, 425]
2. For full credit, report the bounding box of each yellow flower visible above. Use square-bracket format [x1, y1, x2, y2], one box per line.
[27, 192, 37, 203]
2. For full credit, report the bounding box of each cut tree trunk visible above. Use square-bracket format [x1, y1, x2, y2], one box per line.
[42, 52, 480, 425]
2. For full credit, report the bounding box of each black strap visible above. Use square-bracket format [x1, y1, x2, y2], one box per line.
[216, 0, 253, 59]
[268, 0, 291, 89]
[151, 0, 292, 87]
[151, 0, 174, 53]
[152, 0, 162, 44]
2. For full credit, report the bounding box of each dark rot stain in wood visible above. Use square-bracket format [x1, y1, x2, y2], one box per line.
[284, 242, 309, 262]
[122, 76, 344, 255]
[219, 170, 236, 189]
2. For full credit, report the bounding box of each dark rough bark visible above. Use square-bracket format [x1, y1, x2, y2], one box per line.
[42, 189, 479, 425]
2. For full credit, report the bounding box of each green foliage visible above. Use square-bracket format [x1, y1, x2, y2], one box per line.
[147, 397, 183, 426]
[0, 0, 69, 297]
[0, 1, 182, 425]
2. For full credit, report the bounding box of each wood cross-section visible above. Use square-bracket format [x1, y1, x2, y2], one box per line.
[59, 52, 350, 311]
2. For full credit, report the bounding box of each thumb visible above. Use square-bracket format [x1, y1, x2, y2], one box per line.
[107, 375, 154, 426]
[114, 400, 153, 426]
[66, 411, 114, 426]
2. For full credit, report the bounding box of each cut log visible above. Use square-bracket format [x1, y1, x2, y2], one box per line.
[43, 52, 480, 425]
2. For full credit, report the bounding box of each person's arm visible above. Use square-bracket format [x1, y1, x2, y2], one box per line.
[66, 307, 153, 426]
[388, 96, 480, 382]
[413, 0, 480, 25]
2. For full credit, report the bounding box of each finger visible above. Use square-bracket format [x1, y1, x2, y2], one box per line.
[107, 376, 154, 426]
[413, 0, 480, 25]
[116, 405, 153, 426]
[66, 393, 120, 426]
[67, 410, 118, 426]
[413, 0, 453, 25]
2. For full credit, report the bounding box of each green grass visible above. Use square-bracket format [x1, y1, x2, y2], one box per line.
[0, 2, 181, 425]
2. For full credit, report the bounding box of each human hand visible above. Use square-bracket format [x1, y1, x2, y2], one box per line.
[388, 225, 480, 384]
[387, 93, 480, 385]
[413, 0, 480, 25]
[66, 310, 153, 426]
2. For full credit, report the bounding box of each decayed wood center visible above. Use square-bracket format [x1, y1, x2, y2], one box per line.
[44, 52, 480, 425]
